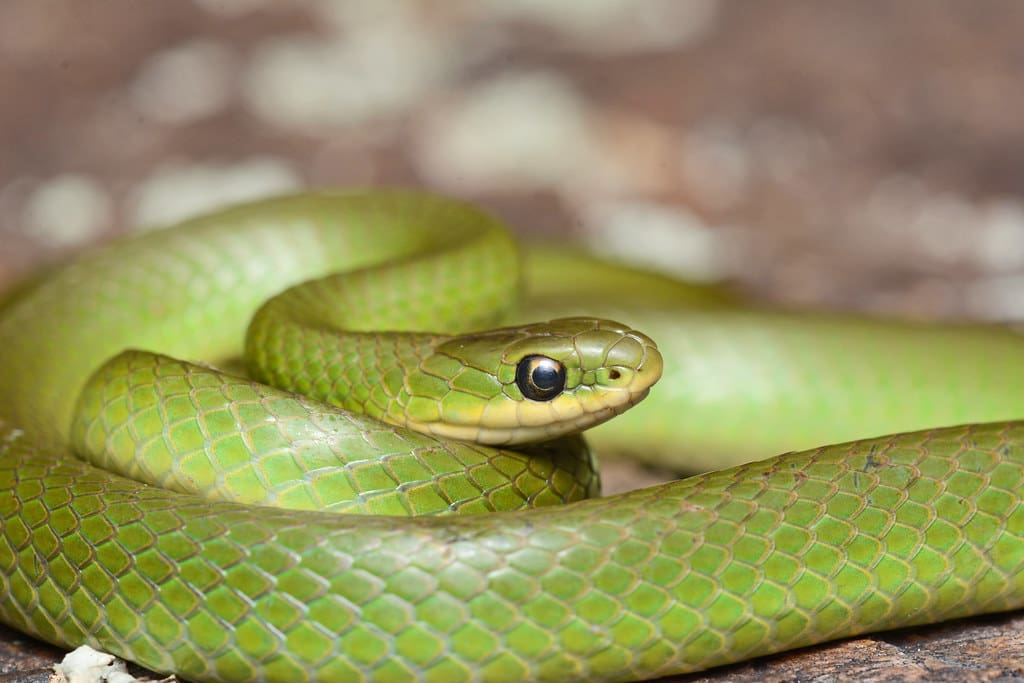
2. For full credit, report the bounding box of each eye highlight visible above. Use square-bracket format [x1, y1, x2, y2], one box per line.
[515, 355, 566, 402]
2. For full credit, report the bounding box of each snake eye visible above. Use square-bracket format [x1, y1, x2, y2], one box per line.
[515, 355, 566, 402]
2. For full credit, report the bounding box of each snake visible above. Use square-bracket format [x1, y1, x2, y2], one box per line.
[0, 189, 1023, 682]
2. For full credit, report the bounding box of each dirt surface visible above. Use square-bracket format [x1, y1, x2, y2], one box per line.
[1, 1, 1023, 681]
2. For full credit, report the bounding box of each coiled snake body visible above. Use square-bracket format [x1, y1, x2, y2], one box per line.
[0, 190, 1023, 682]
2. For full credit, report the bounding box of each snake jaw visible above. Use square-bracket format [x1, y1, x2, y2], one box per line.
[410, 388, 653, 446]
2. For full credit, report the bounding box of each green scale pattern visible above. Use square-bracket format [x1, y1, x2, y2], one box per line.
[72, 352, 599, 516]
[0, 423, 1021, 682]
[2, 190, 1024, 682]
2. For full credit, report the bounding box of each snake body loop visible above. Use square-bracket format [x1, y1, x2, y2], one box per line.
[0, 190, 1023, 682]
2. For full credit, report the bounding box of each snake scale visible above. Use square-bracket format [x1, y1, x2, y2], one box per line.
[0, 190, 1023, 682]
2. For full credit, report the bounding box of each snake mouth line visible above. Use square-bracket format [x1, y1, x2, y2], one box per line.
[409, 385, 655, 446]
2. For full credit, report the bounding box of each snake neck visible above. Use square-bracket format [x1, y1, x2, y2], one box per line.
[246, 316, 446, 430]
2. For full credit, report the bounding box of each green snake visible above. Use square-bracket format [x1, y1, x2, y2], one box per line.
[0, 189, 1023, 682]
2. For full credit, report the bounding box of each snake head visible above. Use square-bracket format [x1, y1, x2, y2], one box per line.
[404, 317, 663, 445]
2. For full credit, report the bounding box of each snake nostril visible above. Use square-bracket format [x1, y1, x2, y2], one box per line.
[608, 369, 621, 380]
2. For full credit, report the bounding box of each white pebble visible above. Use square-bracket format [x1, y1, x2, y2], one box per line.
[52, 645, 151, 683]
[976, 198, 1024, 272]
[967, 274, 1024, 321]
[242, 25, 452, 129]
[578, 200, 728, 281]
[129, 158, 302, 229]
[23, 174, 111, 247]
[480, 0, 719, 53]
[415, 71, 600, 193]
[130, 39, 235, 125]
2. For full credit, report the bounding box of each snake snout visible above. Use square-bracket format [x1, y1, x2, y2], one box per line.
[598, 330, 663, 395]
[634, 339, 663, 389]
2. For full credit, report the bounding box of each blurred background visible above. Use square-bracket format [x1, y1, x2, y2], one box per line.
[1, 1, 1023, 681]
[3, 0, 1024, 323]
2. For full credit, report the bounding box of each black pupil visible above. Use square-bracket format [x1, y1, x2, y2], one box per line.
[516, 355, 566, 401]
[531, 363, 560, 390]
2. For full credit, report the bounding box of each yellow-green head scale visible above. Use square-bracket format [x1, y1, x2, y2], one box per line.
[403, 317, 663, 445]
